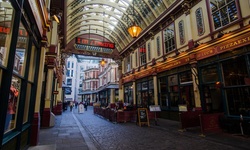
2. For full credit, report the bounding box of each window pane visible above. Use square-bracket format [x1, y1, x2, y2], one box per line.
[14, 23, 29, 76]
[164, 23, 175, 53]
[222, 56, 248, 86]
[0, 2, 14, 67]
[23, 83, 31, 123]
[201, 65, 219, 83]
[210, 0, 238, 30]
[5, 76, 21, 133]
[226, 87, 250, 116]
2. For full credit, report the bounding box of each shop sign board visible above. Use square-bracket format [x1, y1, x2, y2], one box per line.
[137, 108, 149, 127]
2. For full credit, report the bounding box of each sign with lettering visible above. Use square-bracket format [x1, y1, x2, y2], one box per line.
[76, 37, 115, 49]
[74, 44, 113, 53]
[137, 108, 150, 127]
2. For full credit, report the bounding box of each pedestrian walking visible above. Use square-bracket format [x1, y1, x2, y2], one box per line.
[84, 101, 88, 111]
[70, 103, 73, 111]
[75, 102, 78, 109]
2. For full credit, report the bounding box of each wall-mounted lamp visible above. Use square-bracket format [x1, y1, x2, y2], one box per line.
[217, 31, 224, 38]
[53, 15, 61, 24]
[194, 41, 200, 48]
[127, 0, 142, 38]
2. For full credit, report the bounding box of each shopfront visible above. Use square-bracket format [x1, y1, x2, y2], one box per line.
[0, 0, 49, 149]
[136, 77, 155, 108]
[198, 47, 250, 117]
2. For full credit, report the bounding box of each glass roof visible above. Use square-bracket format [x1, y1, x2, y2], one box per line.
[66, 0, 169, 52]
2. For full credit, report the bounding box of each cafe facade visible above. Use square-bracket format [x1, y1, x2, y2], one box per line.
[120, 0, 250, 123]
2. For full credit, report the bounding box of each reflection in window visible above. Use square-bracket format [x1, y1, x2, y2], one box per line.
[226, 87, 250, 116]
[210, 0, 238, 30]
[0, 1, 14, 67]
[164, 23, 175, 53]
[195, 7, 205, 36]
[201, 65, 219, 83]
[5, 76, 21, 133]
[14, 23, 29, 76]
[222, 56, 248, 86]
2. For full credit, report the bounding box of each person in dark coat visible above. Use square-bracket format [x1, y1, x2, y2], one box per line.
[84, 101, 88, 111]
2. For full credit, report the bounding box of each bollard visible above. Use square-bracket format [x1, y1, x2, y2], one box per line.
[240, 114, 244, 135]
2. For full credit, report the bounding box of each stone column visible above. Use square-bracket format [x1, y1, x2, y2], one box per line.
[153, 75, 158, 105]
[190, 60, 201, 110]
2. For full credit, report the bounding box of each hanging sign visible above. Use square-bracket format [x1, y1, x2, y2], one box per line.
[75, 37, 115, 49]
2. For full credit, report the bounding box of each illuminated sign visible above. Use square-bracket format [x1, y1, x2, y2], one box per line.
[76, 37, 115, 49]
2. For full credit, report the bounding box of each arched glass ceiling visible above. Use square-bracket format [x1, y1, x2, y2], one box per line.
[66, 0, 167, 52]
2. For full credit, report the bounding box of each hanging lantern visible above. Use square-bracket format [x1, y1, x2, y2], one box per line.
[100, 58, 107, 67]
[127, 25, 142, 38]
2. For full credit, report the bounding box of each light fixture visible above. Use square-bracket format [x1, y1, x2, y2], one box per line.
[53, 15, 61, 24]
[217, 31, 224, 38]
[100, 58, 107, 67]
[127, 0, 142, 38]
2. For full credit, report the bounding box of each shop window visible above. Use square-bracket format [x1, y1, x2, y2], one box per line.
[178, 20, 185, 44]
[156, 36, 161, 57]
[159, 77, 167, 107]
[195, 7, 205, 36]
[210, 0, 238, 30]
[124, 85, 133, 105]
[148, 80, 154, 106]
[136, 83, 142, 106]
[0, 2, 14, 67]
[5, 76, 21, 133]
[139, 44, 146, 65]
[222, 56, 248, 86]
[23, 83, 31, 123]
[168, 75, 179, 107]
[164, 23, 175, 53]
[179, 71, 192, 84]
[226, 87, 250, 116]
[14, 22, 29, 76]
[201, 65, 219, 83]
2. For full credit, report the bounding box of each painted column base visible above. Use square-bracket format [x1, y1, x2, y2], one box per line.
[53, 102, 62, 115]
[30, 112, 40, 146]
[41, 108, 51, 128]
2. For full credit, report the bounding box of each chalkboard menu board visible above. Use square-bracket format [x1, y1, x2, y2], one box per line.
[137, 108, 150, 127]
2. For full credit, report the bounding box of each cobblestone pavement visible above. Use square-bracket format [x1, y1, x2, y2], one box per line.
[74, 107, 250, 150]
[29, 106, 250, 150]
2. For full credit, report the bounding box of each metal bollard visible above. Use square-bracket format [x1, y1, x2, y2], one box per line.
[240, 114, 244, 135]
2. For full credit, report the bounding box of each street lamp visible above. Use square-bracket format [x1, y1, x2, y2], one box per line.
[127, 0, 142, 38]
